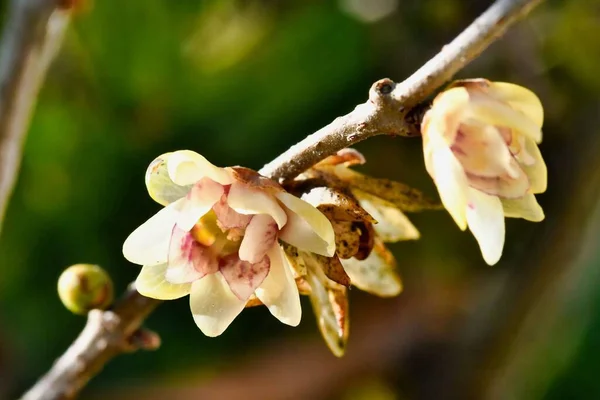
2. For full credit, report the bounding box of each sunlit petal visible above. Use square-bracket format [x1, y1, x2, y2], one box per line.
[123, 199, 182, 266]
[176, 178, 224, 232]
[276, 192, 336, 256]
[502, 194, 545, 222]
[220, 254, 270, 301]
[165, 226, 217, 284]
[255, 245, 302, 327]
[145, 153, 191, 206]
[489, 82, 544, 128]
[520, 138, 547, 194]
[190, 272, 246, 337]
[167, 150, 233, 186]
[430, 146, 469, 230]
[135, 263, 191, 300]
[227, 183, 287, 228]
[466, 189, 505, 266]
[238, 214, 278, 263]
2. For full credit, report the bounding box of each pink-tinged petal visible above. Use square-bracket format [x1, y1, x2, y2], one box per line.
[424, 87, 470, 144]
[227, 183, 288, 228]
[212, 193, 252, 230]
[123, 199, 183, 266]
[452, 122, 517, 178]
[466, 188, 505, 266]
[165, 226, 218, 284]
[429, 145, 469, 230]
[135, 263, 191, 300]
[488, 82, 544, 128]
[276, 192, 336, 257]
[502, 194, 545, 222]
[177, 178, 224, 232]
[238, 214, 278, 263]
[189, 273, 246, 337]
[255, 244, 301, 326]
[167, 150, 234, 186]
[466, 97, 542, 143]
[466, 160, 529, 199]
[219, 254, 270, 301]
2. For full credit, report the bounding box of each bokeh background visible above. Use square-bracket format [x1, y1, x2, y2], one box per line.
[1, 0, 600, 399]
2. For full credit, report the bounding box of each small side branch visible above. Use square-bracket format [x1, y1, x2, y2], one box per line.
[19, 0, 543, 399]
[0, 0, 71, 232]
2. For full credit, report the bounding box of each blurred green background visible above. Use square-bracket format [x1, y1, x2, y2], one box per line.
[1, 0, 600, 399]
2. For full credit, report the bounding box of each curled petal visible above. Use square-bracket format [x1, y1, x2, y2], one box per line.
[340, 240, 402, 297]
[425, 87, 470, 144]
[177, 178, 224, 232]
[255, 245, 302, 327]
[353, 190, 420, 242]
[276, 192, 336, 257]
[212, 194, 253, 230]
[227, 183, 287, 229]
[488, 82, 544, 128]
[466, 164, 529, 199]
[167, 150, 233, 186]
[220, 255, 270, 301]
[135, 263, 191, 300]
[502, 194, 545, 222]
[429, 145, 469, 230]
[190, 272, 246, 337]
[238, 214, 278, 263]
[145, 153, 191, 206]
[520, 138, 547, 194]
[123, 199, 182, 266]
[166, 226, 218, 284]
[466, 189, 505, 266]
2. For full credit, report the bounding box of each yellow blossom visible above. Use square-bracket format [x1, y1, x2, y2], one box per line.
[421, 79, 547, 265]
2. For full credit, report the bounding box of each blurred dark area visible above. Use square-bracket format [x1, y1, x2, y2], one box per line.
[1, 0, 600, 399]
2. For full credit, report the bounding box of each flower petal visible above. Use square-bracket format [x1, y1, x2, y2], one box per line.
[467, 97, 542, 143]
[190, 272, 246, 337]
[227, 183, 287, 228]
[276, 192, 336, 256]
[340, 239, 402, 297]
[238, 214, 278, 263]
[466, 189, 505, 266]
[219, 254, 270, 301]
[135, 263, 191, 300]
[255, 245, 302, 327]
[167, 150, 233, 186]
[501, 194, 545, 222]
[465, 163, 530, 199]
[145, 153, 191, 206]
[123, 199, 182, 266]
[489, 82, 544, 128]
[353, 190, 420, 242]
[520, 138, 547, 194]
[177, 178, 224, 232]
[429, 145, 469, 230]
[165, 226, 218, 284]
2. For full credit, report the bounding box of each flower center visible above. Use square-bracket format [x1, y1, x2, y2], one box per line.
[191, 210, 242, 257]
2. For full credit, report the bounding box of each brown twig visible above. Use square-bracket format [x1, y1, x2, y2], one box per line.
[0, 0, 71, 232]
[19, 0, 543, 398]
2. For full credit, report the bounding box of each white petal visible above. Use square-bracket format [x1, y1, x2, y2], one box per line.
[489, 82, 544, 128]
[276, 192, 336, 256]
[520, 138, 547, 194]
[340, 240, 402, 297]
[167, 150, 233, 186]
[466, 189, 505, 266]
[227, 183, 288, 229]
[135, 263, 191, 300]
[123, 199, 182, 266]
[467, 97, 542, 143]
[502, 194, 545, 222]
[177, 178, 224, 232]
[238, 214, 278, 263]
[429, 145, 469, 230]
[255, 245, 302, 327]
[189, 272, 246, 337]
[353, 190, 420, 242]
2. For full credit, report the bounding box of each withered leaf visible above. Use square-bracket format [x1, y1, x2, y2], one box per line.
[228, 166, 284, 195]
[308, 253, 351, 287]
[340, 239, 402, 297]
[314, 148, 366, 168]
[281, 243, 307, 277]
[300, 186, 375, 223]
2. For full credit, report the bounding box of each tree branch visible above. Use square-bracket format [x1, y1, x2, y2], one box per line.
[19, 0, 543, 398]
[0, 0, 71, 233]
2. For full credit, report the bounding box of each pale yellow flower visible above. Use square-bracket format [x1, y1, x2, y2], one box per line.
[123, 150, 335, 336]
[422, 79, 547, 265]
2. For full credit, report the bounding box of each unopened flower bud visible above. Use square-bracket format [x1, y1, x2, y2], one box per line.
[57, 264, 114, 315]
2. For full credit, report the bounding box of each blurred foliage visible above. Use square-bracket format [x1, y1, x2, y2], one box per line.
[1, 0, 600, 399]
